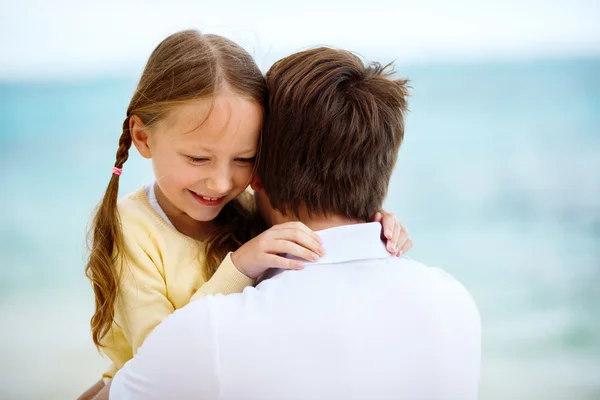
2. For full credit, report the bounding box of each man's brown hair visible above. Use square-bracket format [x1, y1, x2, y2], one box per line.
[259, 47, 409, 222]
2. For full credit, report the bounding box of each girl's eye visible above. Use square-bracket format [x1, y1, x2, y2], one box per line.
[235, 156, 256, 164]
[188, 156, 209, 163]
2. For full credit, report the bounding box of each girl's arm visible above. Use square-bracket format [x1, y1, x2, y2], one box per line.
[190, 212, 411, 303]
[93, 381, 111, 400]
[190, 221, 324, 302]
[77, 380, 104, 400]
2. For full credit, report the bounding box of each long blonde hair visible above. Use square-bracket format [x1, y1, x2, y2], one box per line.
[85, 30, 266, 349]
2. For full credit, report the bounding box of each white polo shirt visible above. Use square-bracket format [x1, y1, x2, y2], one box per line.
[110, 222, 481, 400]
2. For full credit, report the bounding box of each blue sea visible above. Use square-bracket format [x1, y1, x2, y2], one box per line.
[1, 57, 599, 399]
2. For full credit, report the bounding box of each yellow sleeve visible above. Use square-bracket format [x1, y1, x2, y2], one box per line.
[102, 363, 118, 383]
[189, 188, 257, 302]
[101, 230, 175, 372]
[100, 325, 132, 379]
[190, 252, 255, 302]
[117, 234, 175, 352]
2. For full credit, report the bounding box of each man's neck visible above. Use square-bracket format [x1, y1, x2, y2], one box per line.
[273, 211, 364, 232]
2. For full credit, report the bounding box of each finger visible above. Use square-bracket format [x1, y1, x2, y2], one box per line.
[398, 238, 413, 257]
[380, 212, 395, 240]
[393, 231, 409, 257]
[272, 240, 321, 262]
[272, 227, 325, 256]
[273, 221, 323, 245]
[391, 220, 403, 250]
[394, 224, 409, 254]
[263, 254, 305, 271]
[372, 212, 383, 223]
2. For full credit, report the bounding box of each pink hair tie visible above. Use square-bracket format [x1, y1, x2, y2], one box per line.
[112, 167, 123, 176]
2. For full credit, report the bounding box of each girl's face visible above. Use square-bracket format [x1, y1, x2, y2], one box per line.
[132, 91, 263, 228]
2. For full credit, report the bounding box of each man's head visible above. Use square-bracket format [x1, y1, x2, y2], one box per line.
[257, 47, 409, 223]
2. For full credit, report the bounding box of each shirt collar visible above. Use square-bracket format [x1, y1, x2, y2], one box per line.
[256, 222, 392, 284]
[298, 222, 391, 265]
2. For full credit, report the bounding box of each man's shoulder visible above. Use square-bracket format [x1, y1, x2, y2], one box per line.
[390, 256, 464, 285]
[428, 265, 479, 317]
[387, 257, 479, 316]
[189, 256, 480, 321]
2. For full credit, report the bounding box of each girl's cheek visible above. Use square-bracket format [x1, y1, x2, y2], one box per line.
[178, 165, 203, 185]
[236, 168, 254, 186]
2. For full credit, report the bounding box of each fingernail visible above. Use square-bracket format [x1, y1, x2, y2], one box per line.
[385, 231, 392, 239]
[311, 253, 319, 261]
[398, 250, 404, 256]
[319, 245, 326, 255]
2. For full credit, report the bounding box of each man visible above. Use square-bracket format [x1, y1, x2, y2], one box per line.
[104, 47, 481, 400]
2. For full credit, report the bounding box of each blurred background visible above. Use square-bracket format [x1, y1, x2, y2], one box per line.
[1, 0, 599, 398]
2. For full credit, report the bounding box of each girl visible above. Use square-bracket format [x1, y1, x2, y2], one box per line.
[80, 29, 411, 399]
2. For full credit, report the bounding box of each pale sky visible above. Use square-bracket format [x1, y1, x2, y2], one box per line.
[1, 0, 599, 80]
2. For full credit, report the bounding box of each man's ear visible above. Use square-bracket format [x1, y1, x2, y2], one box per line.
[130, 115, 152, 159]
[251, 175, 264, 191]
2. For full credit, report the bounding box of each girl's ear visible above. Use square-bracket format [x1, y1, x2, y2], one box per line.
[130, 115, 152, 159]
[250, 175, 264, 191]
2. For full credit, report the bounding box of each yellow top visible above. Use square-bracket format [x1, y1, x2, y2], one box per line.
[100, 187, 256, 379]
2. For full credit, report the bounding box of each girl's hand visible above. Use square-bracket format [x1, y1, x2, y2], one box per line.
[373, 211, 412, 257]
[232, 221, 325, 279]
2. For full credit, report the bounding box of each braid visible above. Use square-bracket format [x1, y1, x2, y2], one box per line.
[115, 117, 132, 169]
[86, 116, 134, 349]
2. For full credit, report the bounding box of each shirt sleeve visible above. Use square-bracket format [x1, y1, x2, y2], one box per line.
[109, 299, 219, 400]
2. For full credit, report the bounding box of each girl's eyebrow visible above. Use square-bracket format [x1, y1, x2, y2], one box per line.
[237, 148, 258, 154]
[182, 147, 257, 155]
